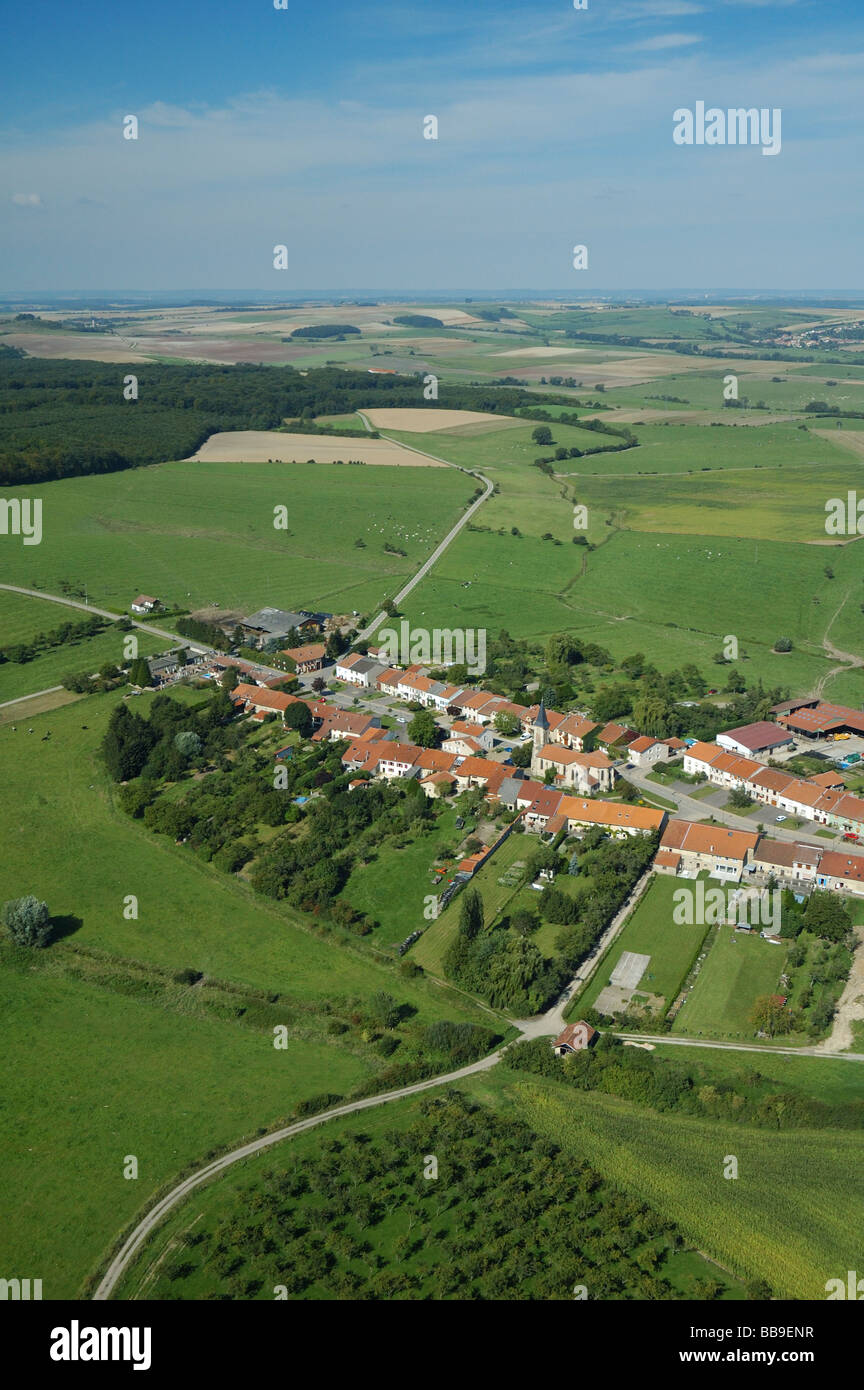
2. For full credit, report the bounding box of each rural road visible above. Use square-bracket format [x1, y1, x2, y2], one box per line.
[356, 423, 494, 641]
[94, 974, 864, 1299]
[624, 764, 855, 853]
[614, 1032, 864, 1062]
[93, 1044, 507, 1300]
[814, 587, 864, 699]
[514, 864, 657, 1040]
[0, 684, 64, 710]
[0, 583, 293, 687]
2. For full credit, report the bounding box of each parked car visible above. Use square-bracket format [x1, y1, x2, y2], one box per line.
[775, 814, 787, 822]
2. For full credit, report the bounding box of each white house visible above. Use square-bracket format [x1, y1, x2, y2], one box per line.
[131, 594, 161, 615]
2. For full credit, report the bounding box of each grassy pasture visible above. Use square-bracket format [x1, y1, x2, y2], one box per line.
[411, 833, 529, 977]
[383, 420, 623, 474]
[0, 689, 497, 1296]
[672, 927, 788, 1040]
[402, 525, 860, 696]
[604, 370, 864, 414]
[0, 590, 163, 701]
[0, 692, 492, 1022]
[576, 874, 709, 1016]
[562, 420, 854, 477]
[339, 806, 464, 948]
[0, 459, 474, 616]
[572, 459, 864, 543]
[0, 963, 372, 1298]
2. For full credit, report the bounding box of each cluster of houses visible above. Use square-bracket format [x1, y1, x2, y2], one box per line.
[223, 644, 864, 898]
[683, 730, 864, 840]
[654, 818, 864, 895]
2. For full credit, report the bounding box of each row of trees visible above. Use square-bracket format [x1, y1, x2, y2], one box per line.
[0, 613, 109, 666]
[507, 1031, 862, 1135]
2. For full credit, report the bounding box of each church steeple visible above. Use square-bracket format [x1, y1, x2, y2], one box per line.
[532, 699, 550, 759]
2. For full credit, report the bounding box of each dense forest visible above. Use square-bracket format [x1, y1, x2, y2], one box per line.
[0, 359, 577, 486]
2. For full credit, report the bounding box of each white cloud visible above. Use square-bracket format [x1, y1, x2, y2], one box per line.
[628, 32, 703, 51]
[11, 192, 42, 206]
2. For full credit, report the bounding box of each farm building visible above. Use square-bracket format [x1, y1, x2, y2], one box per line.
[240, 607, 325, 648]
[131, 594, 161, 615]
[717, 721, 794, 759]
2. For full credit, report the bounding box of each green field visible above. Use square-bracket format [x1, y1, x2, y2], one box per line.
[339, 805, 466, 947]
[672, 926, 788, 1040]
[646, 1041, 864, 1105]
[401, 522, 864, 702]
[576, 874, 709, 1016]
[0, 962, 372, 1299]
[604, 369, 864, 415]
[0, 590, 164, 701]
[384, 419, 626, 474]
[412, 832, 529, 976]
[574, 456, 864, 543]
[0, 690, 498, 1294]
[370, 408, 864, 699]
[0, 458, 475, 616]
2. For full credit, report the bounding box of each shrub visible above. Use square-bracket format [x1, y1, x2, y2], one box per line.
[2, 895, 52, 948]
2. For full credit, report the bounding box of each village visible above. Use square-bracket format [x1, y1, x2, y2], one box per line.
[132, 601, 864, 908]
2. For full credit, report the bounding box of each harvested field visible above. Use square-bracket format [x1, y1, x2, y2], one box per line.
[2, 332, 149, 363]
[813, 428, 864, 459]
[362, 408, 521, 433]
[187, 430, 446, 465]
[493, 346, 590, 358]
[0, 689, 82, 723]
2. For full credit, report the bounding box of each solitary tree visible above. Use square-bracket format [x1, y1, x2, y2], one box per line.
[408, 710, 439, 747]
[458, 888, 484, 941]
[174, 730, 203, 758]
[493, 711, 520, 737]
[531, 425, 553, 446]
[2, 896, 52, 948]
[749, 995, 787, 1037]
[284, 701, 313, 738]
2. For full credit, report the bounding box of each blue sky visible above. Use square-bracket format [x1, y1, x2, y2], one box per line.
[2, 0, 862, 292]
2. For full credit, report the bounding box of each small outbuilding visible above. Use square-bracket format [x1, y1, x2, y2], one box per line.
[552, 1020, 597, 1056]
